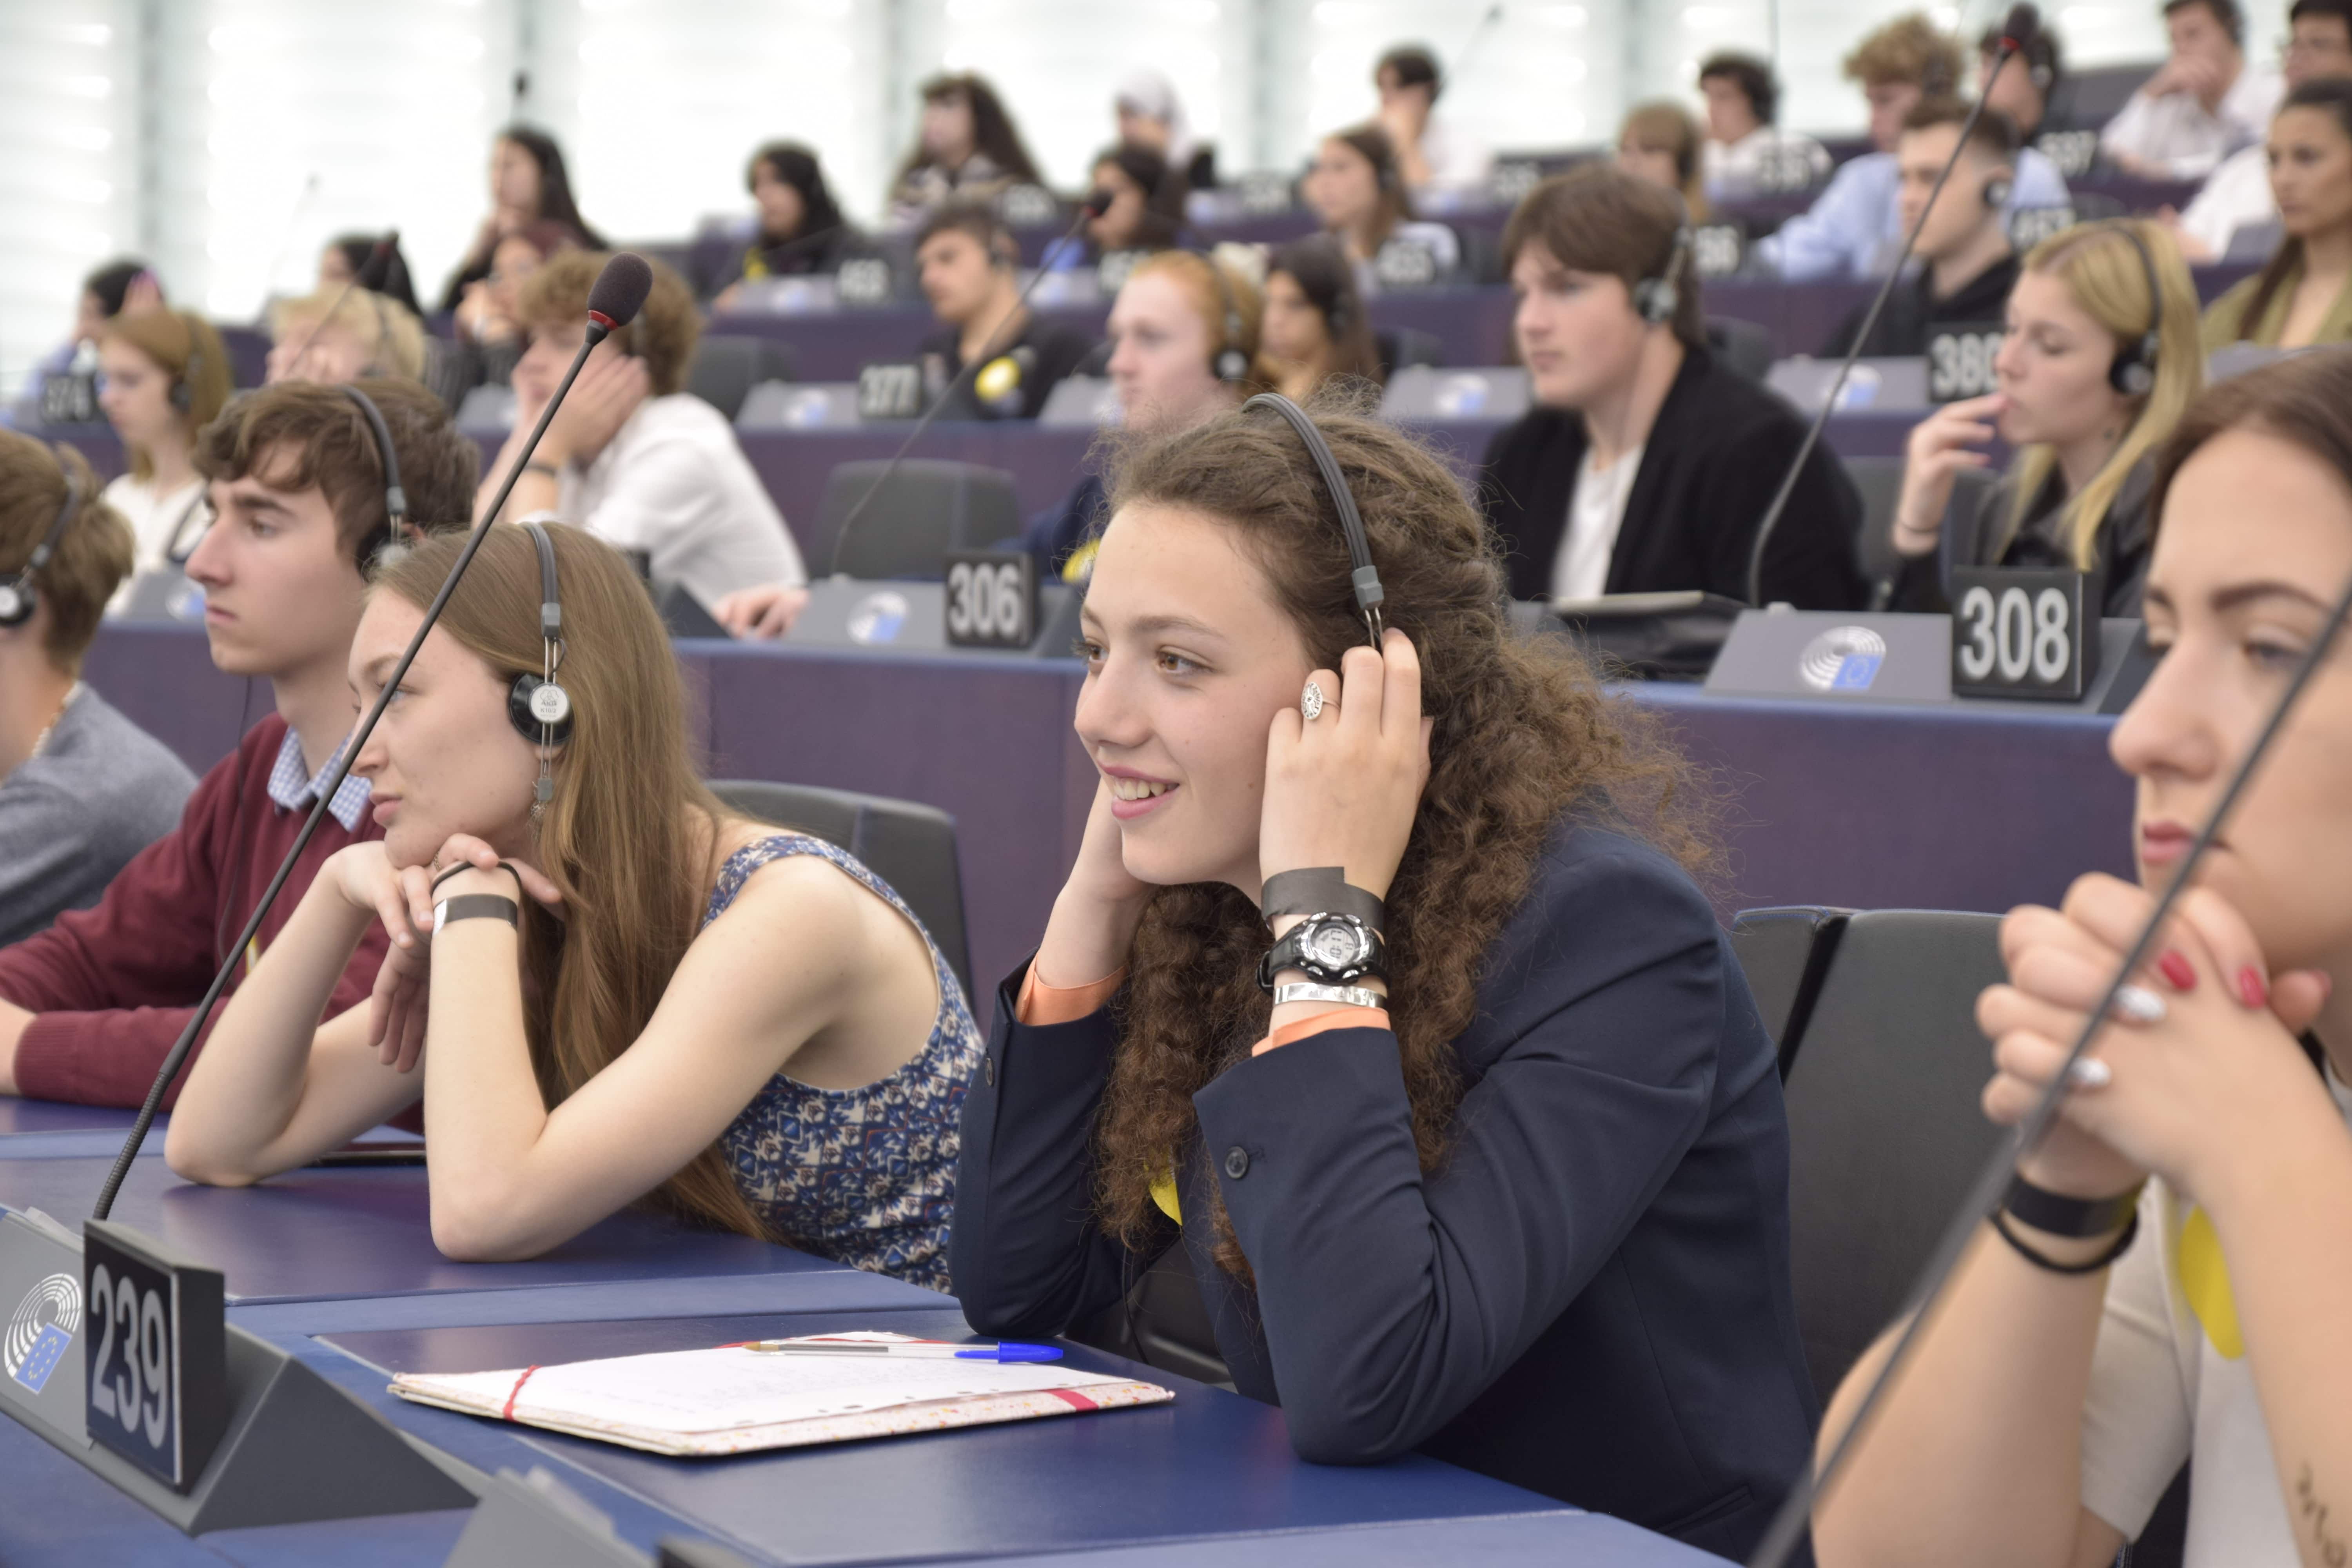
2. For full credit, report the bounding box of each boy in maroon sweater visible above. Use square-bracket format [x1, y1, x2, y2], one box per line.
[0, 379, 480, 1106]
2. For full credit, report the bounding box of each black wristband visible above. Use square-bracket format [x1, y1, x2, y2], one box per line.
[1988, 1208, 2140, 1275]
[2002, 1173, 2145, 1238]
[434, 894, 519, 933]
[1261, 868, 1384, 933]
[431, 860, 521, 896]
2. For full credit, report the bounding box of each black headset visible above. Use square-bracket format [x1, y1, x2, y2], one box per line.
[507, 521, 575, 762]
[2106, 223, 2164, 397]
[339, 385, 411, 566]
[1206, 260, 1251, 383]
[1633, 225, 1692, 326]
[1240, 393, 1386, 648]
[0, 448, 84, 630]
[170, 315, 200, 414]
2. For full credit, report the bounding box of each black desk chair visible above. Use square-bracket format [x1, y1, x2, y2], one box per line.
[813, 459, 1022, 579]
[687, 336, 798, 422]
[1728, 905, 1850, 1080]
[1780, 908, 2009, 1402]
[1705, 316, 1775, 383]
[1373, 326, 1445, 381]
[707, 780, 974, 1000]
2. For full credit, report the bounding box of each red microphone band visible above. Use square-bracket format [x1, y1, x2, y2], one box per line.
[587, 310, 616, 331]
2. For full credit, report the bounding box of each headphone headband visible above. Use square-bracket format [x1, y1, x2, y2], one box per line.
[2104, 221, 2165, 398]
[508, 521, 575, 755]
[339, 384, 409, 563]
[0, 448, 85, 630]
[1239, 393, 1385, 646]
[1203, 258, 1250, 383]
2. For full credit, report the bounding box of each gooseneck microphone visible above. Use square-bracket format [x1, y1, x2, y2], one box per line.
[278, 230, 399, 378]
[1742, 4, 2041, 608]
[825, 189, 1114, 575]
[89, 253, 656, 1222]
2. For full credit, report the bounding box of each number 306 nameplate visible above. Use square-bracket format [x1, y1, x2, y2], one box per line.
[1950, 566, 2102, 701]
[83, 1221, 228, 1490]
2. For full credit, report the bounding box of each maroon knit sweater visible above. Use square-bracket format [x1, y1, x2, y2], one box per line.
[0, 714, 389, 1109]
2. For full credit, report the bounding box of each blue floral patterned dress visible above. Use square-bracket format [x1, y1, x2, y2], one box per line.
[704, 833, 981, 1291]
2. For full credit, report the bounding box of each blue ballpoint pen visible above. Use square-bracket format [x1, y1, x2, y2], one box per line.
[742, 1338, 1063, 1363]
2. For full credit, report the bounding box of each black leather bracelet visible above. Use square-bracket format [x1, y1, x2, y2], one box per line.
[433, 894, 519, 934]
[431, 860, 521, 896]
[2002, 1173, 2145, 1238]
[1988, 1208, 2140, 1275]
[1261, 868, 1384, 933]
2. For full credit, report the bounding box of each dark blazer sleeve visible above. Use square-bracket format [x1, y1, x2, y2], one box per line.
[1191, 838, 1725, 1465]
[950, 967, 1145, 1335]
[1715, 413, 1868, 610]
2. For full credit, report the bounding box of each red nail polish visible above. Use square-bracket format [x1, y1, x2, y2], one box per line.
[2238, 966, 2269, 1009]
[2158, 950, 2198, 991]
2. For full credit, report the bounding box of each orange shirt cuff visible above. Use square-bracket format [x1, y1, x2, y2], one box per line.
[1015, 964, 1126, 1026]
[1252, 1007, 1392, 1056]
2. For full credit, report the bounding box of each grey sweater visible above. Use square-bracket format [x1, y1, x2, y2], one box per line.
[0, 687, 195, 946]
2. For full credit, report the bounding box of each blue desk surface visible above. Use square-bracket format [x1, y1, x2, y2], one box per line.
[0, 1155, 937, 1307]
[298, 1305, 1632, 1567]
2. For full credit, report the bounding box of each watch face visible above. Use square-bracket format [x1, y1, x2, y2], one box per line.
[1305, 920, 1367, 970]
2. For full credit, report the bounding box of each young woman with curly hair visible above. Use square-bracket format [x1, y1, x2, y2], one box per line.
[950, 399, 1817, 1559]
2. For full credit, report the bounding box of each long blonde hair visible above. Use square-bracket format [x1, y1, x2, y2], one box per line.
[2003, 220, 2204, 570]
[377, 524, 768, 1240]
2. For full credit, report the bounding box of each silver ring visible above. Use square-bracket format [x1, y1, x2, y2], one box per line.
[2111, 984, 2168, 1025]
[1301, 680, 1326, 721]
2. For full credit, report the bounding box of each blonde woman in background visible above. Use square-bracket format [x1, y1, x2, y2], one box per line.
[94, 309, 232, 574]
[265, 288, 427, 386]
[1615, 102, 1713, 222]
[1887, 220, 2205, 616]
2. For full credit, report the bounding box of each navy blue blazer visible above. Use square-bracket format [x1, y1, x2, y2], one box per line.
[952, 822, 1819, 1559]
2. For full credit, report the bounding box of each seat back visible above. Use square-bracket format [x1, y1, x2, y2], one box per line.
[707, 780, 973, 999]
[813, 459, 1022, 579]
[1781, 909, 2008, 1401]
[1374, 326, 1445, 380]
[1841, 456, 1907, 588]
[1705, 316, 1775, 382]
[687, 335, 797, 421]
[1728, 906, 1850, 1079]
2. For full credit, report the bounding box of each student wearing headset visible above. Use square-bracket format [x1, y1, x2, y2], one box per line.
[166, 524, 981, 1284]
[0, 436, 192, 944]
[2101, 0, 2279, 180]
[265, 288, 428, 386]
[1299, 124, 1463, 287]
[1021, 249, 1266, 581]
[94, 308, 233, 578]
[1820, 100, 2025, 358]
[1699, 51, 1833, 200]
[0, 380, 478, 1109]
[911, 202, 1098, 421]
[1615, 101, 1714, 222]
[1477, 165, 1868, 608]
[1258, 236, 1383, 405]
[953, 398, 1816, 1557]
[1889, 220, 2204, 617]
[1813, 349, 2352, 1568]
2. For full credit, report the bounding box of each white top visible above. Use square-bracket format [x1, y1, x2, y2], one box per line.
[98, 474, 207, 573]
[555, 393, 806, 612]
[2179, 142, 2275, 259]
[2079, 1063, 2352, 1565]
[2100, 64, 2282, 180]
[1550, 442, 1644, 602]
[1413, 111, 1494, 195]
[1703, 126, 1834, 200]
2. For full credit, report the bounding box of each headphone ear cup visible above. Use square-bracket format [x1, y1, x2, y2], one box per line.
[1633, 279, 1677, 325]
[2111, 336, 2158, 397]
[1984, 175, 2013, 211]
[0, 578, 32, 630]
[1215, 347, 1250, 383]
[169, 376, 192, 413]
[508, 675, 575, 745]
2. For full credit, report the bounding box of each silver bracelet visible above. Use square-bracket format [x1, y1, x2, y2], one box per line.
[1272, 982, 1385, 1012]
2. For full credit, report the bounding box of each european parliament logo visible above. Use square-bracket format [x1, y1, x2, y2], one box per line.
[1798, 626, 1889, 693]
[5, 1272, 80, 1396]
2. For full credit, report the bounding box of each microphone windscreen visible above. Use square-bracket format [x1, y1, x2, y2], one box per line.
[587, 252, 655, 328]
[2000, 2, 2040, 51]
[1082, 187, 1115, 218]
[357, 230, 398, 290]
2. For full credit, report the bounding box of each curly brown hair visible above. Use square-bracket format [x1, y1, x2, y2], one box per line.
[1092, 397, 1721, 1274]
[520, 250, 701, 397]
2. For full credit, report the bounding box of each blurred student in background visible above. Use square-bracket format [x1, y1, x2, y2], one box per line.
[1889, 220, 2203, 617]
[266, 288, 426, 386]
[439, 126, 603, 314]
[1762, 13, 2069, 281]
[95, 309, 232, 575]
[0, 380, 477, 1109]
[708, 143, 873, 308]
[480, 252, 806, 622]
[1821, 101, 2024, 357]
[1078, 143, 1190, 261]
[1300, 125, 1463, 285]
[448, 220, 579, 397]
[25, 259, 163, 418]
[1699, 51, 1831, 198]
[912, 203, 1096, 420]
[890, 73, 1042, 223]
[1479, 166, 1866, 608]
[1372, 44, 1492, 199]
[317, 234, 422, 315]
[1616, 102, 1713, 221]
[2203, 78, 2352, 345]
[1979, 21, 2068, 140]
[1116, 70, 1216, 191]
[0, 437, 192, 946]
[1022, 249, 1266, 581]
[1813, 348, 2352, 1568]
[2172, 0, 2352, 261]
[1258, 236, 1383, 407]
[2103, 0, 2280, 179]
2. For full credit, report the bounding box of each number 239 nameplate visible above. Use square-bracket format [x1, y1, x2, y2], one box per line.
[1950, 566, 2102, 701]
[83, 1221, 227, 1490]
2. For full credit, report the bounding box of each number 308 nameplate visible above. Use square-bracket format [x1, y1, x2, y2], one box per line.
[1950, 566, 2102, 701]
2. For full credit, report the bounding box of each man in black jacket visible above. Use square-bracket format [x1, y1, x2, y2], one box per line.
[1477, 165, 1868, 609]
[1821, 100, 2025, 358]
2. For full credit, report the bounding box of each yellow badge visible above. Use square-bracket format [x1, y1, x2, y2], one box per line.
[973, 355, 1022, 408]
[1059, 538, 1100, 585]
[2177, 1205, 2244, 1359]
[1149, 1169, 1182, 1225]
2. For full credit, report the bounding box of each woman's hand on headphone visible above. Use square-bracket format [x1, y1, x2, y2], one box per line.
[534, 343, 651, 470]
[1259, 627, 1432, 905]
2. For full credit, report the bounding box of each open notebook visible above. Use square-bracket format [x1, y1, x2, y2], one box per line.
[389, 1331, 1174, 1457]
